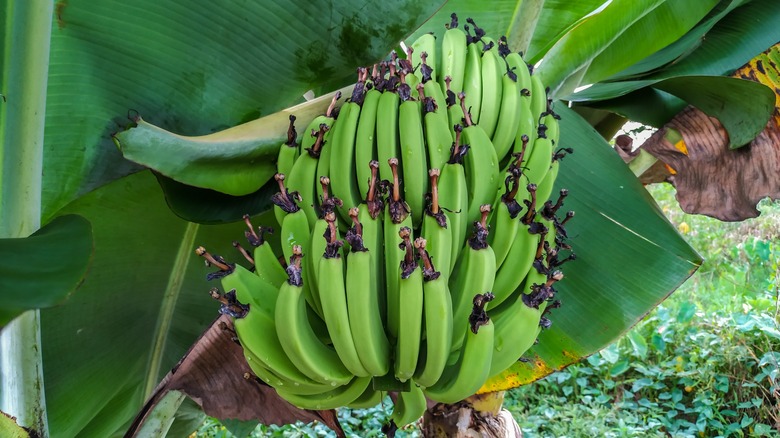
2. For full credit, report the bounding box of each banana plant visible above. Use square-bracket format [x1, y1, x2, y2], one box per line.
[0, 0, 777, 437]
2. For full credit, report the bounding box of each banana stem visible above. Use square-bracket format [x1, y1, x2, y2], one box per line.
[399, 227, 417, 278]
[506, 0, 545, 55]
[521, 184, 538, 225]
[285, 115, 297, 146]
[326, 91, 341, 118]
[415, 238, 441, 281]
[429, 169, 440, 214]
[231, 241, 255, 265]
[195, 247, 232, 272]
[0, 2, 53, 433]
[458, 92, 474, 126]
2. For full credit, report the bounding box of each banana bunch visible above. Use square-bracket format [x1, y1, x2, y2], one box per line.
[197, 13, 577, 429]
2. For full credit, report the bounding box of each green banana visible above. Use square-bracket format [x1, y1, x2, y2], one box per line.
[384, 158, 412, 341]
[306, 177, 343, 317]
[243, 349, 336, 396]
[461, 21, 483, 124]
[376, 63, 401, 183]
[215, 267, 329, 388]
[487, 173, 523, 270]
[421, 76, 453, 171]
[355, 68, 381, 199]
[486, 285, 546, 378]
[394, 230, 424, 382]
[438, 13, 467, 99]
[276, 375, 372, 410]
[413, 240, 453, 388]
[421, 168, 453, 280]
[359, 161, 386, 322]
[315, 101, 339, 213]
[437, 125, 469, 273]
[275, 115, 299, 177]
[491, 184, 545, 307]
[318, 213, 371, 377]
[460, 94, 500, 226]
[445, 76, 465, 141]
[398, 70, 428, 228]
[274, 246, 353, 385]
[347, 385, 385, 409]
[241, 215, 287, 288]
[478, 37, 503, 139]
[271, 173, 311, 269]
[410, 33, 437, 83]
[424, 293, 495, 404]
[345, 207, 390, 377]
[530, 73, 548, 122]
[287, 93, 341, 227]
[389, 383, 427, 429]
[448, 205, 496, 352]
[523, 123, 554, 187]
[491, 38, 523, 160]
[329, 71, 366, 219]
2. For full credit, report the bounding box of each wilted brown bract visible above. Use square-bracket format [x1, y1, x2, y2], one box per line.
[639, 44, 780, 221]
[125, 315, 344, 437]
[639, 106, 779, 222]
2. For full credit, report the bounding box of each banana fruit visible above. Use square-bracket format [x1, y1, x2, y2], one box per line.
[195, 12, 578, 423]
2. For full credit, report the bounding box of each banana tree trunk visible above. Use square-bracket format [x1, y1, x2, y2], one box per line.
[421, 392, 522, 437]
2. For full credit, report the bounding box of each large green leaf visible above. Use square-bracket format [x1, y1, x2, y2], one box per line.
[578, 1, 719, 85]
[534, 0, 666, 96]
[572, 0, 780, 101]
[41, 0, 445, 220]
[0, 215, 92, 328]
[483, 104, 701, 391]
[40, 172, 270, 437]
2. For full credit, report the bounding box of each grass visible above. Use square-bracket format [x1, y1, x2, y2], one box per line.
[196, 183, 780, 437]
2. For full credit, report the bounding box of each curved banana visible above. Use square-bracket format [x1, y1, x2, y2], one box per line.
[276, 376, 372, 411]
[271, 174, 311, 268]
[478, 37, 503, 139]
[318, 213, 370, 377]
[355, 70, 381, 199]
[275, 115, 299, 177]
[274, 246, 353, 385]
[241, 215, 287, 288]
[437, 125, 469, 273]
[461, 24, 483, 124]
[243, 349, 336, 396]
[384, 158, 413, 341]
[445, 76, 465, 141]
[390, 383, 427, 429]
[410, 33, 437, 83]
[421, 76, 453, 171]
[376, 63, 401, 183]
[460, 94, 500, 227]
[413, 241, 453, 388]
[448, 205, 496, 352]
[220, 267, 331, 388]
[491, 184, 545, 307]
[329, 70, 366, 219]
[438, 13, 468, 99]
[347, 385, 385, 409]
[394, 230, 424, 382]
[530, 73, 548, 123]
[523, 123, 554, 187]
[487, 173, 523, 270]
[345, 207, 390, 377]
[421, 168, 453, 280]
[486, 287, 545, 378]
[359, 161, 386, 322]
[491, 38, 523, 160]
[399, 71, 429, 227]
[424, 293, 495, 404]
[287, 92, 340, 227]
